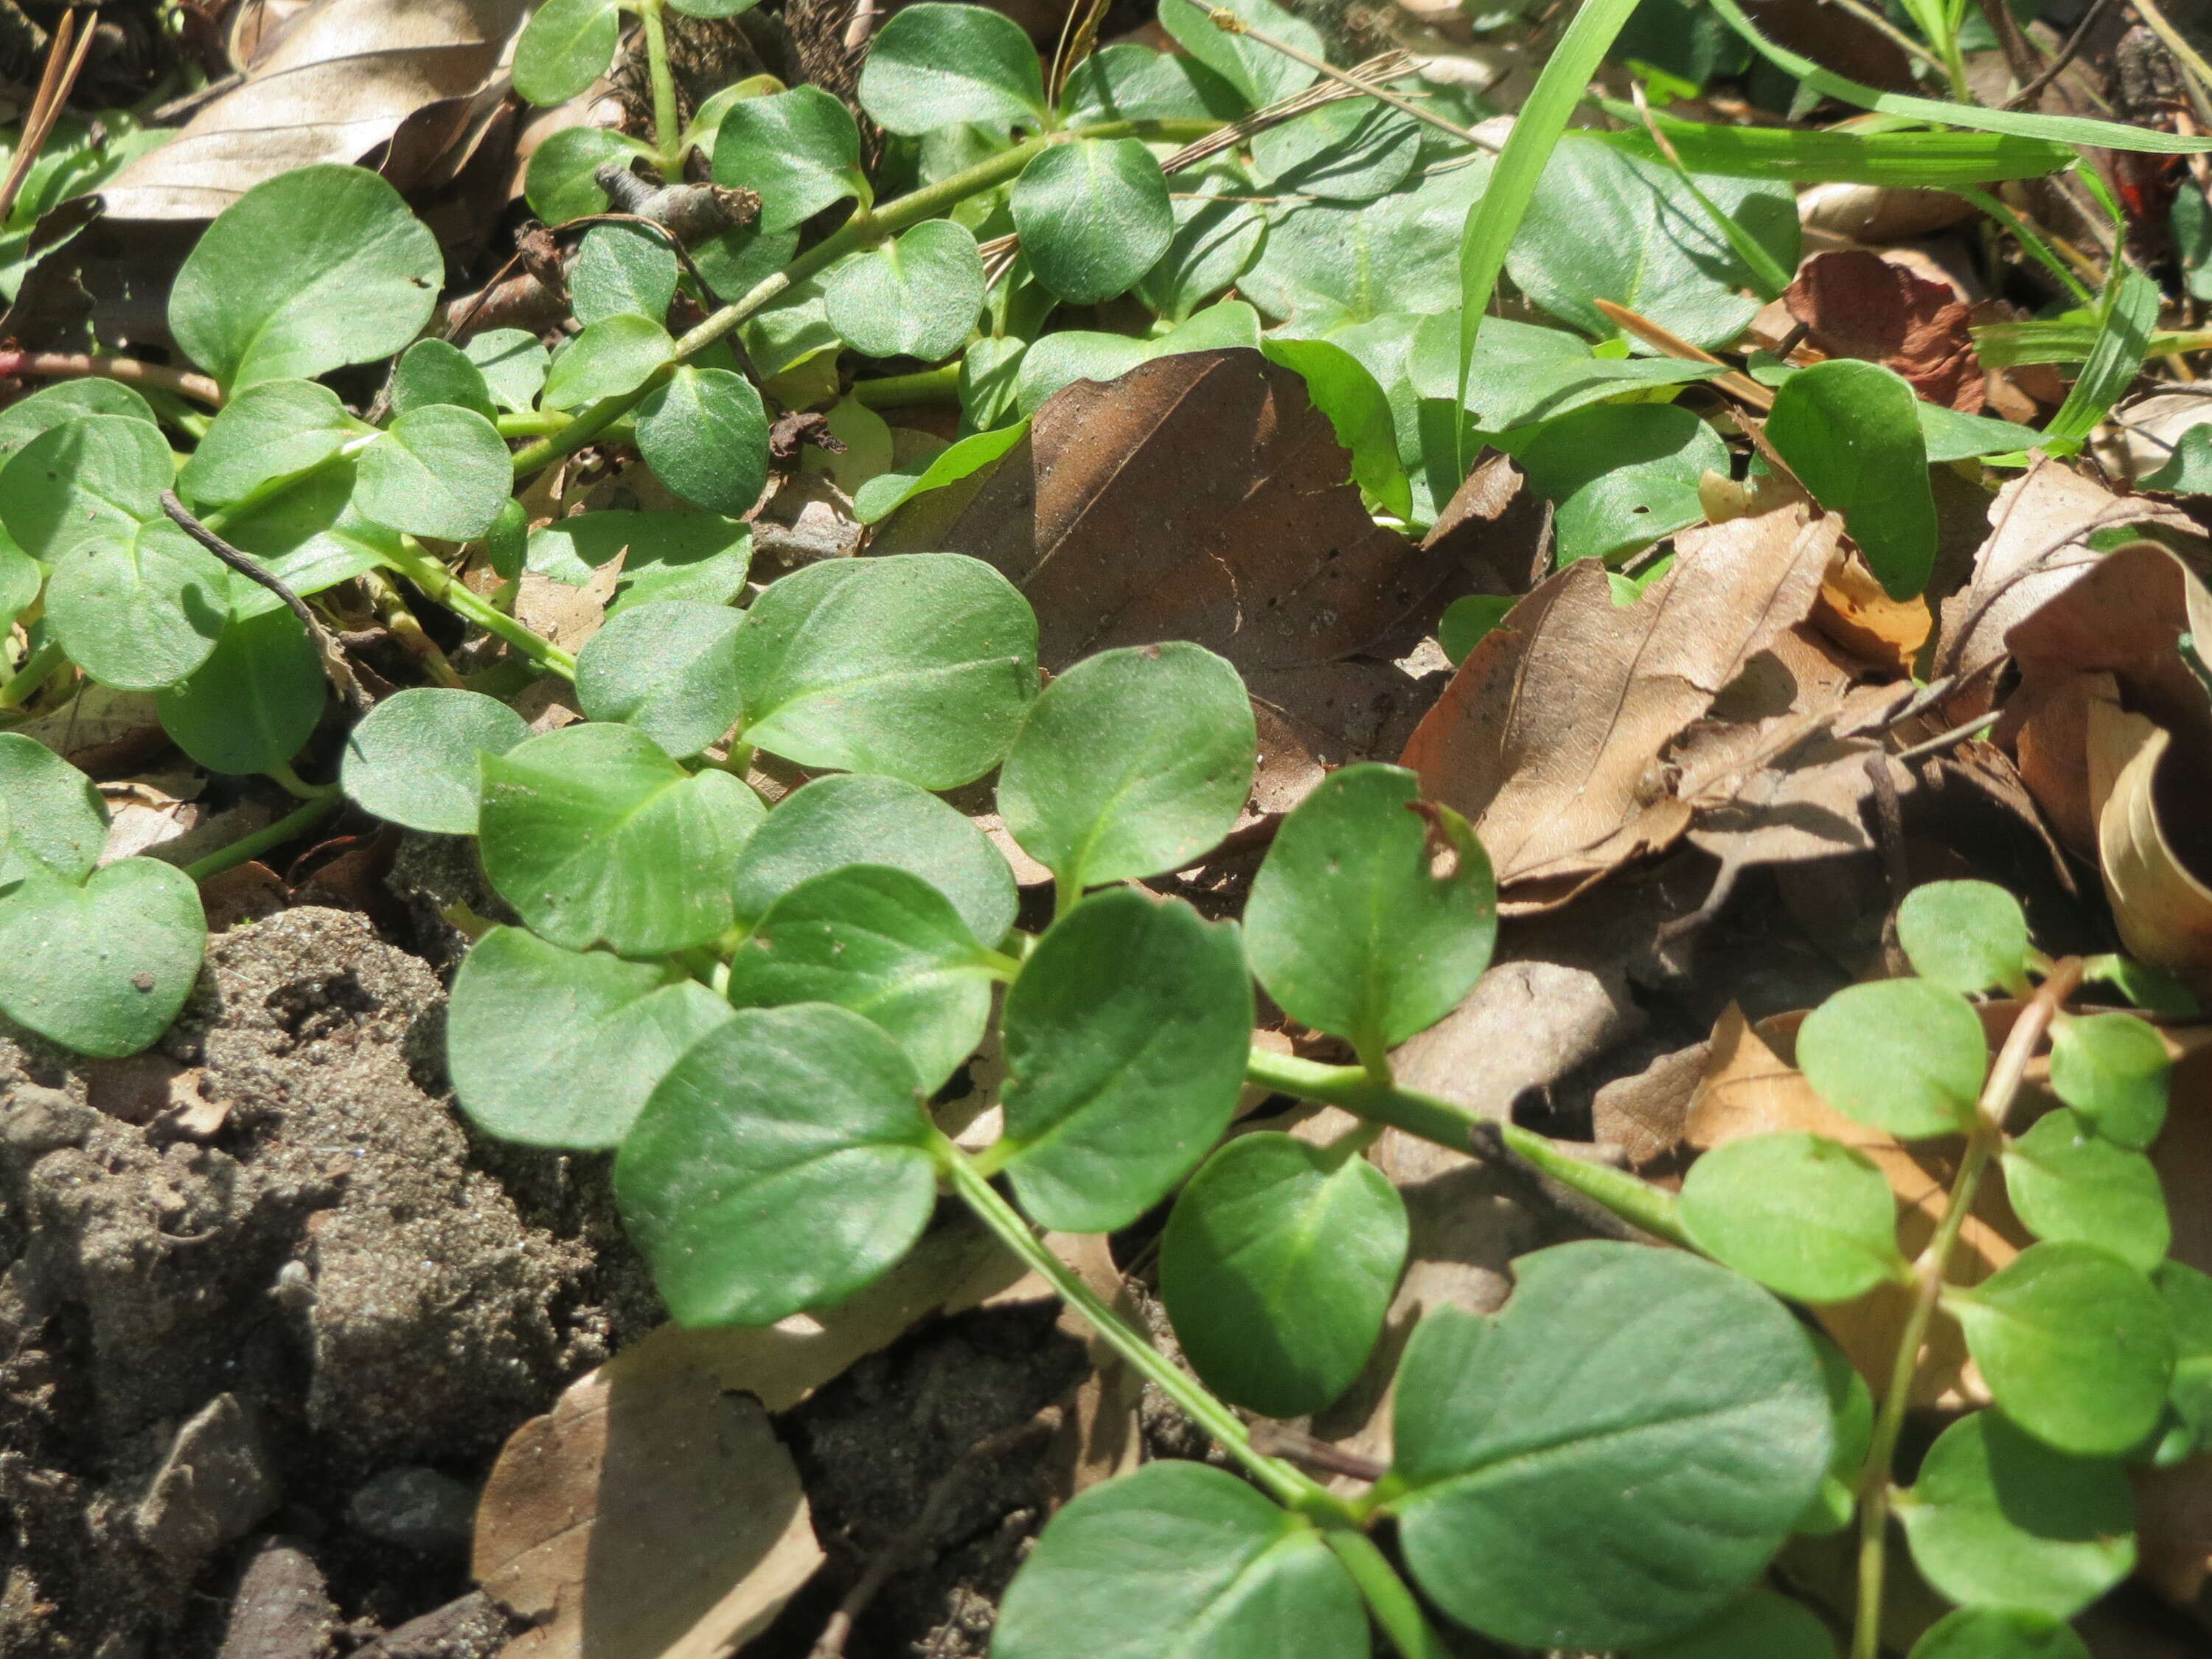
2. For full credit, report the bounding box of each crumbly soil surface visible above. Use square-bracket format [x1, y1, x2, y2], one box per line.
[0, 904, 1079, 1658]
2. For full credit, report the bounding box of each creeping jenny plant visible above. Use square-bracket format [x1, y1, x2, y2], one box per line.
[1, 0, 2208, 1653]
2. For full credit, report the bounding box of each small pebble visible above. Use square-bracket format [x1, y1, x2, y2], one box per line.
[347, 1467, 475, 1556]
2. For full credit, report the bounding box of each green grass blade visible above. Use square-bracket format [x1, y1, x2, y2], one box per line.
[1455, 0, 1645, 472]
[1974, 319, 2212, 367]
[1711, 0, 2212, 153]
[2043, 263, 2159, 449]
[1591, 108, 2076, 186]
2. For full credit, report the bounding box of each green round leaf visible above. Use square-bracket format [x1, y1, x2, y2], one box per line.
[666, 0, 760, 18]
[1438, 595, 1517, 667]
[0, 380, 156, 464]
[613, 1003, 939, 1326]
[1516, 401, 1730, 565]
[155, 608, 324, 775]
[1897, 1411, 2134, 1620]
[995, 1460, 1366, 1659]
[2049, 1012, 2169, 1150]
[46, 521, 230, 690]
[465, 328, 552, 414]
[529, 507, 754, 611]
[825, 219, 984, 362]
[390, 337, 497, 419]
[731, 553, 1038, 789]
[1947, 1241, 2175, 1455]
[1058, 44, 1245, 125]
[170, 165, 442, 391]
[1389, 1241, 1832, 1649]
[574, 599, 745, 758]
[725, 864, 996, 1092]
[1679, 1131, 1905, 1304]
[356, 404, 512, 541]
[1506, 134, 1798, 352]
[448, 927, 733, 1149]
[1012, 138, 1173, 305]
[1244, 764, 1497, 1060]
[1157, 0, 1321, 109]
[2157, 1261, 2212, 1460]
[997, 888, 1254, 1233]
[998, 641, 1255, 896]
[1767, 359, 1938, 600]
[635, 364, 771, 517]
[0, 412, 171, 562]
[1258, 334, 1411, 520]
[570, 223, 681, 326]
[730, 771, 1017, 945]
[1250, 101, 1420, 204]
[2002, 1108, 2171, 1272]
[1896, 880, 2031, 995]
[0, 859, 205, 1058]
[1241, 164, 1487, 334]
[524, 125, 651, 225]
[512, 0, 619, 107]
[178, 379, 359, 507]
[1013, 332, 1150, 414]
[543, 314, 675, 410]
[1907, 1608, 2090, 1659]
[857, 3, 1049, 136]
[0, 734, 105, 886]
[478, 723, 765, 957]
[339, 686, 531, 834]
[712, 85, 866, 233]
[1635, 1590, 1837, 1659]
[1796, 978, 1989, 1139]
[0, 530, 35, 632]
[1159, 1131, 1408, 1417]
[1134, 161, 1267, 323]
[1798, 1333, 1874, 1537]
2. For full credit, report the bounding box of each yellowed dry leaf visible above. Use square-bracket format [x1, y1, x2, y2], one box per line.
[1401, 504, 1839, 902]
[474, 1364, 823, 1659]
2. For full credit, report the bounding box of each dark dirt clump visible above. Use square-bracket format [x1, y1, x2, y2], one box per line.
[0, 907, 659, 1657]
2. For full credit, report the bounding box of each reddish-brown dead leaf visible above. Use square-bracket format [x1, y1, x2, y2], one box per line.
[1400, 504, 1839, 903]
[893, 349, 1456, 671]
[1786, 249, 1986, 411]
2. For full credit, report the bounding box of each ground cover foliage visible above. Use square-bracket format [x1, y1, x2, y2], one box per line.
[9, 0, 2212, 1653]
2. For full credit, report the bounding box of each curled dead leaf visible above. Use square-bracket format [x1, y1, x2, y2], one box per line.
[1401, 504, 1839, 905]
[2090, 697, 2212, 995]
[1785, 248, 1984, 411]
[102, 0, 531, 220]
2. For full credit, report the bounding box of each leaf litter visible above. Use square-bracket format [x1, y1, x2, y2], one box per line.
[11, 1, 2212, 1655]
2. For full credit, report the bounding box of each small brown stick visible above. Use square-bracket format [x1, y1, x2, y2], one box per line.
[0, 9, 95, 223]
[0, 349, 223, 406]
[2008, 0, 2115, 108]
[807, 1405, 1065, 1659]
[1893, 709, 2000, 763]
[1247, 1423, 1388, 1482]
[159, 491, 372, 713]
[1590, 297, 1776, 411]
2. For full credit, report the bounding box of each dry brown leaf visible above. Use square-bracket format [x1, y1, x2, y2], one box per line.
[1400, 504, 1839, 903]
[1786, 249, 1985, 411]
[1247, 660, 1438, 819]
[1795, 182, 1978, 243]
[7, 681, 167, 771]
[1933, 460, 2197, 718]
[611, 1220, 1023, 1411]
[473, 1363, 823, 1659]
[1995, 540, 2212, 852]
[514, 552, 622, 656]
[1812, 543, 1933, 673]
[1686, 1005, 2029, 1407]
[2090, 698, 2212, 995]
[884, 349, 1455, 672]
[102, 0, 530, 220]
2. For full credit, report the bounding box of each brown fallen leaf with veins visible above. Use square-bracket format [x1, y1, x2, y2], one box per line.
[102, 0, 531, 219]
[473, 1364, 823, 1659]
[1933, 461, 2198, 723]
[1401, 502, 1839, 905]
[886, 349, 1458, 672]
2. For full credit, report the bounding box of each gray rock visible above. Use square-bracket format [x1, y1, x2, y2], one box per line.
[216, 1537, 334, 1659]
[133, 1394, 280, 1570]
[347, 1466, 476, 1555]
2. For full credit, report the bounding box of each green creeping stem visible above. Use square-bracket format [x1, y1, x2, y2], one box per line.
[938, 1144, 1458, 1659]
[505, 116, 1221, 480]
[1242, 1045, 1693, 1248]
